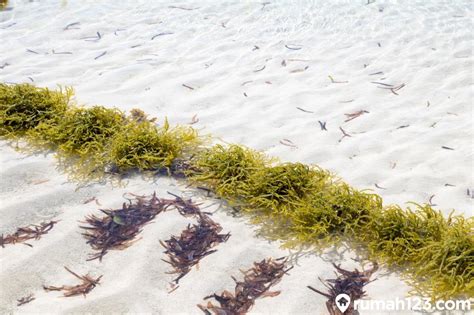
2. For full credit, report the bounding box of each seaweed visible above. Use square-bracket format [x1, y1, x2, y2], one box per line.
[0, 83, 71, 138]
[245, 163, 329, 215]
[198, 258, 291, 314]
[129, 108, 156, 123]
[308, 262, 378, 315]
[43, 267, 102, 297]
[44, 105, 124, 155]
[406, 214, 474, 299]
[80, 193, 170, 261]
[29, 105, 126, 179]
[275, 184, 380, 247]
[360, 204, 474, 299]
[166, 192, 204, 218]
[2, 83, 473, 300]
[109, 118, 200, 173]
[0, 220, 58, 247]
[188, 144, 271, 201]
[17, 294, 35, 306]
[161, 214, 230, 285]
[361, 204, 447, 265]
[0, 0, 8, 10]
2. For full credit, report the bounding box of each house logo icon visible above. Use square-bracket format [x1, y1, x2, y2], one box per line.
[335, 293, 351, 313]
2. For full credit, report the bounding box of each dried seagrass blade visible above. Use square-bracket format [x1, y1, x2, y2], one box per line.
[307, 262, 378, 315]
[161, 213, 230, 285]
[80, 192, 171, 261]
[17, 294, 35, 306]
[198, 257, 292, 314]
[0, 220, 58, 248]
[43, 266, 102, 298]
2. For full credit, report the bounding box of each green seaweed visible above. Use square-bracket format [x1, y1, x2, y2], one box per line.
[51, 106, 124, 156]
[408, 213, 473, 299]
[245, 163, 328, 215]
[188, 144, 271, 201]
[286, 183, 382, 245]
[361, 204, 447, 264]
[31, 105, 125, 178]
[109, 118, 200, 173]
[0, 83, 72, 138]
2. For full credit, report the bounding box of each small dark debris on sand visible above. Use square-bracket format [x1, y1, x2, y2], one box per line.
[169, 5, 199, 11]
[308, 262, 378, 315]
[318, 120, 328, 131]
[63, 22, 80, 30]
[344, 110, 369, 122]
[80, 193, 171, 261]
[161, 213, 230, 285]
[17, 294, 35, 306]
[43, 267, 102, 298]
[0, 221, 58, 248]
[198, 257, 292, 314]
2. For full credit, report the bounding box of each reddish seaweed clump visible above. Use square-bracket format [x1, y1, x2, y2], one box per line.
[81, 193, 171, 261]
[0, 220, 58, 247]
[43, 267, 102, 298]
[308, 262, 378, 315]
[161, 213, 230, 285]
[198, 258, 292, 315]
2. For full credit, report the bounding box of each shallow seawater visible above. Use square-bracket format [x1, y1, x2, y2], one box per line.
[0, 1, 473, 314]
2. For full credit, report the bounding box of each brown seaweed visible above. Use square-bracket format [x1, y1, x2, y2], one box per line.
[165, 192, 205, 218]
[17, 294, 35, 306]
[80, 193, 171, 261]
[43, 267, 102, 298]
[307, 262, 378, 315]
[161, 213, 230, 285]
[198, 258, 292, 315]
[0, 220, 58, 248]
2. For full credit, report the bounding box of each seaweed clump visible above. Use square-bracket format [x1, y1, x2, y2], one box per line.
[308, 262, 378, 315]
[109, 119, 200, 173]
[246, 163, 327, 215]
[359, 204, 474, 299]
[189, 144, 380, 245]
[413, 217, 474, 299]
[81, 193, 170, 261]
[51, 106, 124, 155]
[0, 83, 72, 138]
[188, 144, 269, 201]
[0, 220, 58, 247]
[43, 267, 102, 297]
[161, 214, 230, 285]
[198, 258, 291, 314]
[286, 183, 381, 245]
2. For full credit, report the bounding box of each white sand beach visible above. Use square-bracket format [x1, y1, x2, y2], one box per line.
[0, 0, 472, 314]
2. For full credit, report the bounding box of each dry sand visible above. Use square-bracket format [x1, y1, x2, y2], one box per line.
[0, 0, 472, 314]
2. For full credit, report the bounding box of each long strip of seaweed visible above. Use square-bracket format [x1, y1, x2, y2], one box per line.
[198, 258, 292, 314]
